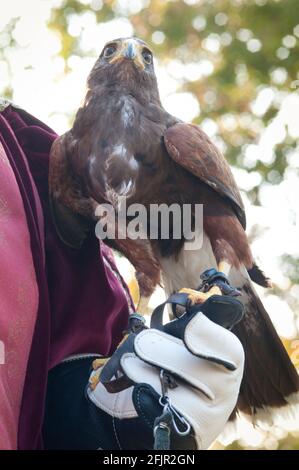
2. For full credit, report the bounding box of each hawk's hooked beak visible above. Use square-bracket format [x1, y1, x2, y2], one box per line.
[124, 42, 136, 60]
[111, 40, 145, 70]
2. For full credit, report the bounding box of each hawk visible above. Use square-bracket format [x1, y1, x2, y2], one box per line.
[49, 37, 299, 417]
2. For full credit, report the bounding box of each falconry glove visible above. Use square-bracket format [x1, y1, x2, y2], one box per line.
[87, 295, 245, 450]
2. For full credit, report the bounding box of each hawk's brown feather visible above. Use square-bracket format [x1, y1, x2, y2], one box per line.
[164, 123, 246, 229]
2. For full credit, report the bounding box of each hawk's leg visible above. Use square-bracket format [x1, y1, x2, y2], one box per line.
[179, 261, 241, 306]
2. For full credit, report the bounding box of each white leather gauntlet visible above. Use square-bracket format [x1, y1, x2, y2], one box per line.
[87, 295, 245, 450]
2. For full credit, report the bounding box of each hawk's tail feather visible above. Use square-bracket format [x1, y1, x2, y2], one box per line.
[248, 263, 272, 288]
[233, 282, 299, 416]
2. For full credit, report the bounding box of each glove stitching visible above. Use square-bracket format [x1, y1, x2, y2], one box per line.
[112, 393, 122, 450]
[136, 386, 156, 429]
[187, 332, 236, 364]
[185, 315, 241, 368]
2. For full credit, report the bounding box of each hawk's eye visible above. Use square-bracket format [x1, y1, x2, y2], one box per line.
[104, 45, 116, 59]
[142, 48, 152, 65]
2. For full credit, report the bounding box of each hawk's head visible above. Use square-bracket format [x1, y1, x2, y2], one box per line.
[88, 37, 160, 104]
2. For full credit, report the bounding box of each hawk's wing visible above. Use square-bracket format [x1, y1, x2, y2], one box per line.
[164, 123, 246, 229]
[49, 133, 96, 249]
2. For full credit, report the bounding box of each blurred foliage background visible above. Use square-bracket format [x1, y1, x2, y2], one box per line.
[1, 0, 299, 449]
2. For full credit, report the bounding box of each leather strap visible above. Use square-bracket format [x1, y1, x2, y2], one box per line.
[150, 293, 190, 330]
[99, 313, 147, 393]
[99, 334, 136, 392]
[151, 293, 244, 333]
[103, 375, 134, 393]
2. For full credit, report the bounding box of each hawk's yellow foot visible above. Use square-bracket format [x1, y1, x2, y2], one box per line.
[92, 357, 109, 371]
[179, 286, 222, 305]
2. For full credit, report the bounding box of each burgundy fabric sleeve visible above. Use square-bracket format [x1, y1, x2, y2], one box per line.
[0, 106, 131, 449]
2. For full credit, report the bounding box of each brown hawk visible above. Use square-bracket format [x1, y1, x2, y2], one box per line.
[49, 37, 299, 418]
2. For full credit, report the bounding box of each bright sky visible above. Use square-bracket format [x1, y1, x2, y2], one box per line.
[1, 0, 299, 446]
